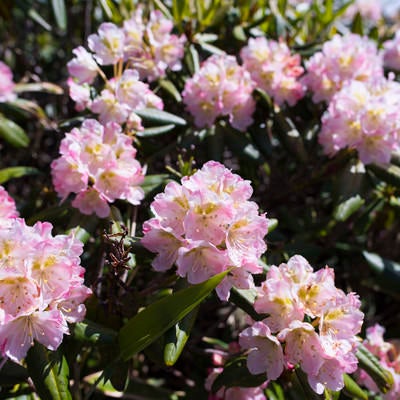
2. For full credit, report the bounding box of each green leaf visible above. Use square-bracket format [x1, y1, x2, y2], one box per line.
[28, 8, 52, 31]
[356, 344, 394, 393]
[342, 374, 368, 400]
[14, 82, 63, 95]
[268, 218, 278, 233]
[51, 0, 67, 30]
[72, 320, 117, 345]
[334, 195, 365, 222]
[0, 117, 29, 148]
[159, 79, 182, 102]
[26, 343, 72, 400]
[0, 360, 29, 385]
[351, 12, 363, 35]
[136, 124, 176, 137]
[0, 166, 39, 184]
[230, 288, 265, 321]
[362, 251, 400, 295]
[211, 356, 266, 392]
[164, 307, 199, 366]
[367, 163, 400, 188]
[135, 108, 186, 126]
[97, 0, 122, 23]
[118, 270, 229, 360]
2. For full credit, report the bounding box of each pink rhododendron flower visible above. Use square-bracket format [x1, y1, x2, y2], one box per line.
[345, 0, 381, 23]
[0, 185, 18, 220]
[241, 37, 305, 106]
[67, 46, 99, 84]
[0, 61, 15, 102]
[67, 78, 91, 112]
[383, 31, 400, 71]
[302, 33, 383, 103]
[319, 78, 400, 165]
[88, 22, 125, 65]
[182, 55, 256, 131]
[239, 255, 364, 395]
[0, 218, 91, 362]
[123, 8, 186, 81]
[51, 119, 144, 217]
[141, 161, 268, 300]
[356, 324, 400, 399]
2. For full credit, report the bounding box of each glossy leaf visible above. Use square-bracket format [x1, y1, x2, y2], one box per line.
[342, 373, 368, 400]
[26, 343, 72, 400]
[356, 344, 394, 393]
[135, 108, 186, 126]
[211, 356, 266, 392]
[14, 82, 63, 95]
[118, 271, 228, 360]
[334, 195, 364, 222]
[164, 306, 199, 366]
[72, 320, 117, 345]
[367, 163, 400, 188]
[50, 0, 67, 30]
[0, 116, 29, 148]
[0, 166, 39, 184]
[136, 124, 176, 137]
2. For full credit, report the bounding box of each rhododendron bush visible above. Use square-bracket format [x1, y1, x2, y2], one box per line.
[1, 0, 400, 398]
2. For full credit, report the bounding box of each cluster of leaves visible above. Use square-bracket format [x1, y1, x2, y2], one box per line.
[0, 0, 400, 399]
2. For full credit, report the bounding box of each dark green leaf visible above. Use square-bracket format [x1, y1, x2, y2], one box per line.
[72, 320, 117, 345]
[135, 108, 186, 126]
[230, 288, 265, 321]
[136, 124, 176, 137]
[26, 343, 72, 400]
[28, 8, 52, 31]
[334, 195, 365, 222]
[159, 79, 182, 102]
[211, 356, 266, 392]
[343, 373, 368, 400]
[367, 163, 400, 188]
[14, 82, 63, 95]
[164, 307, 199, 366]
[0, 360, 29, 385]
[51, 0, 67, 30]
[0, 117, 29, 147]
[362, 251, 400, 295]
[356, 344, 394, 393]
[141, 174, 170, 195]
[0, 166, 39, 184]
[118, 270, 229, 360]
[351, 12, 363, 35]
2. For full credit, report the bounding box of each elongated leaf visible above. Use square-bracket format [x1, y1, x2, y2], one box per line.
[230, 288, 264, 321]
[135, 108, 186, 126]
[26, 343, 72, 400]
[141, 174, 170, 195]
[0, 166, 39, 184]
[211, 356, 266, 392]
[14, 82, 63, 95]
[362, 251, 400, 294]
[0, 117, 29, 147]
[268, 218, 278, 233]
[334, 195, 364, 222]
[72, 320, 117, 345]
[0, 360, 29, 385]
[119, 271, 228, 360]
[367, 163, 400, 188]
[343, 374, 368, 400]
[51, 0, 66, 30]
[356, 344, 394, 393]
[6, 99, 48, 121]
[164, 307, 199, 366]
[28, 8, 52, 31]
[159, 79, 182, 102]
[136, 124, 176, 137]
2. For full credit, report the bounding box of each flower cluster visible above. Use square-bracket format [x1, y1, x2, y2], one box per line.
[205, 342, 267, 399]
[141, 161, 268, 300]
[67, 7, 186, 125]
[356, 324, 400, 399]
[0, 62, 15, 103]
[0, 185, 18, 221]
[182, 55, 256, 132]
[0, 218, 91, 362]
[303, 33, 383, 103]
[240, 37, 305, 106]
[51, 119, 144, 217]
[319, 79, 400, 165]
[383, 31, 400, 71]
[239, 255, 364, 394]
